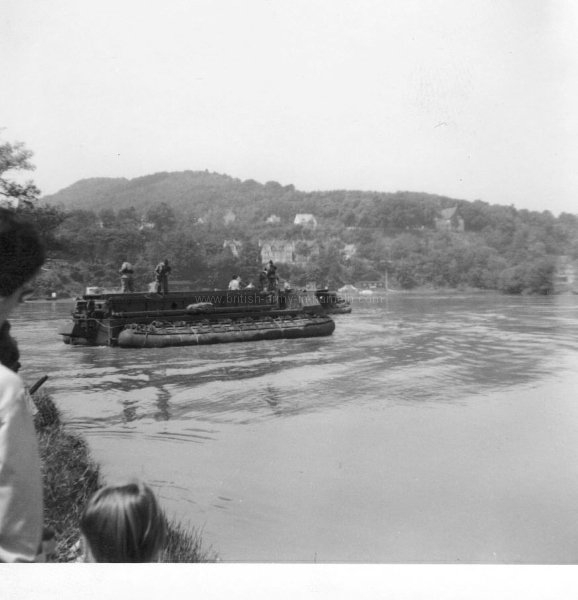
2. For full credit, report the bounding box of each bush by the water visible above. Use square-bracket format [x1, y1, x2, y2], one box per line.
[32, 388, 217, 562]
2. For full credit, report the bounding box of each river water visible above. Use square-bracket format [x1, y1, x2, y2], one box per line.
[10, 292, 578, 563]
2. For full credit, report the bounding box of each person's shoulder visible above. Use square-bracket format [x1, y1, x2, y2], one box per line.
[0, 364, 21, 386]
[0, 364, 25, 407]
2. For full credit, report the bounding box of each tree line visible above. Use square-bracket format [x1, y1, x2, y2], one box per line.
[4, 139, 578, 296]
[35, 200, 578, 297]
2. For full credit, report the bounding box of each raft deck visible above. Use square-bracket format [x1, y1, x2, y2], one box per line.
[59, 289, 335, 347]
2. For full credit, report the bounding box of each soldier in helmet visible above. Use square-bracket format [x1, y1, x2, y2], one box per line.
[258, 267, 269, 292]
[119, 261, 135, 293]
[266, 260, 279, 292]
[154, 259, 171, 294]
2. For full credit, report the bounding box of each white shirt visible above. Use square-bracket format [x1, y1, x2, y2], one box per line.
[228, 279, 240, 290]
[0, 364, 43, 562]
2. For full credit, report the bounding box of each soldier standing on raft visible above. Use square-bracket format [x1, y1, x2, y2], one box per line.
[119, 261, 135, 293]
[258, 267, 268, 292]
[266, 260, 279, 292]
[154, 259, 171, 294]
[228, 275, 241, 290]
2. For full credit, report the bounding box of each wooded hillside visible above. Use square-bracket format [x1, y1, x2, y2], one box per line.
[38, 171, 578, 296]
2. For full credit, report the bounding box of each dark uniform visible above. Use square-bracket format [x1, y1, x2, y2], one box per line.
[155, 260, 171, 294]
[266, 261, 278, 292]
[258, 269, 268, 292]
[119, 262, 135, 293]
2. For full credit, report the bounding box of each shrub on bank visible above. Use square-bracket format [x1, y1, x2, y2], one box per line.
[497, 259, 555, 295]
[32, 389, 217, 562]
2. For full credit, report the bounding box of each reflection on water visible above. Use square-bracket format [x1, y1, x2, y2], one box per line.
[10, 293, 578, 562]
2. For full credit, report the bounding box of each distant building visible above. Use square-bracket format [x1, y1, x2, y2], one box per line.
[342, 244, 357, 260]
[258, 239, 320, 266]
[294, 213, 318, 229]
[434, 206, 465, 232]
[223, 210, 236, 225]
[266, 214, 281, 224]
[138, 217, 155, 231]
[259, 240, 295, 264]
[223, 239, 243, 258]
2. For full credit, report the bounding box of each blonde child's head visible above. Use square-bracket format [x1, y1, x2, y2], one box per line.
[80, 480, 166, 562]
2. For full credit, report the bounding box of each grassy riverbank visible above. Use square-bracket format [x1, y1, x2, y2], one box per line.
[32, 388, 217, 562]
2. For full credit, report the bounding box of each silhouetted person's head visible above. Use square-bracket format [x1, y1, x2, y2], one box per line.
[0, 207, 45, 329]
[0, 208, 45, 296]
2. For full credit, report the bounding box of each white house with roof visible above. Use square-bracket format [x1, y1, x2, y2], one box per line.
[258, 239, 319, 266]
[342, 244, 357, 260]
[223, 210, 236, 225]
[294, 213, 318, 229]
[259, 240, 295, 264]
[223, 239, 243, 258]
[138, 217, 155, 231]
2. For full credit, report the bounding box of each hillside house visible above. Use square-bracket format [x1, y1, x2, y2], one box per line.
[294, 213, 318, 229]
[223, 240, 243, 258]
[342, 244, 357, 260]
[223, 210, 236, 225]
[435, 207, 465, 232]
[259, 239, 319, 267]
[259, 240, 295, 265]
[266, 214, 281, 224]
[138, 217, 155, 231]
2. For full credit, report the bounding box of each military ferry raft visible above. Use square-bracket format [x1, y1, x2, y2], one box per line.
[59, 288, 335, 348]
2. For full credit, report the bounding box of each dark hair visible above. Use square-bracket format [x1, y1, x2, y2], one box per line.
[80, 481, 166, 563]
[0, 321, 20, 372]
[0, 208, 45, 297]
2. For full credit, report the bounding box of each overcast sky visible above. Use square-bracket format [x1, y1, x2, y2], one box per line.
[2, 0, 577, 214]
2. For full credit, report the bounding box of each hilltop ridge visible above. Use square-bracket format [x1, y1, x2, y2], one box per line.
[42, 170, 291, 213]
[42, 169, 462, 226]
